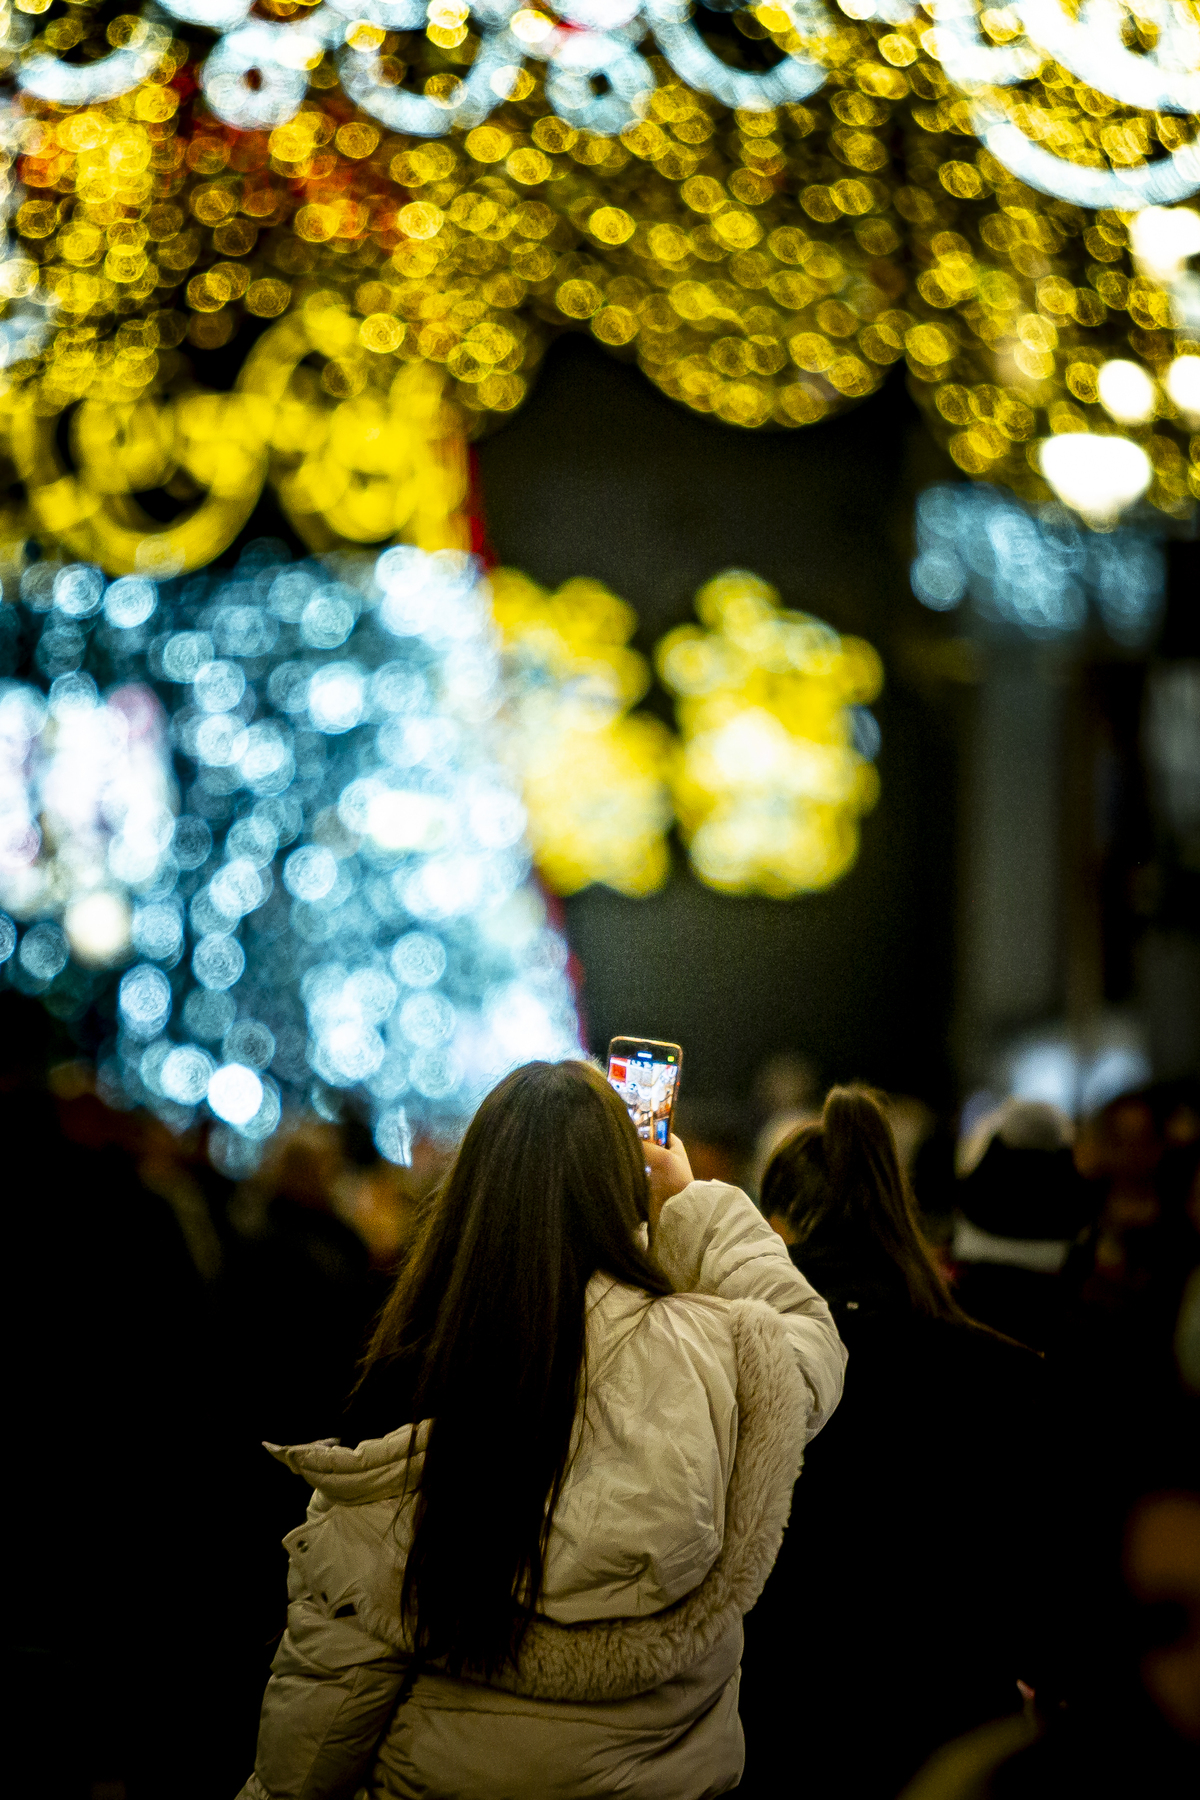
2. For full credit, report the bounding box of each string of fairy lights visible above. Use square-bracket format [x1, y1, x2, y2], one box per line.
[8, 2, 1199, 202]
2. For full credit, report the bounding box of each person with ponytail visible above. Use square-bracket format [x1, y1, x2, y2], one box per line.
[737, 1085, 1047, 1800]
[236, 1059, 846, 1800]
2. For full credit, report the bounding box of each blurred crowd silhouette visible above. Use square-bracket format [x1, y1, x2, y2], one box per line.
[6, 989, 447, 1800]
[5, 992, 1197, 1800]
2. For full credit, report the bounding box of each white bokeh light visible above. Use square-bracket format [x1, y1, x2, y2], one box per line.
[1128, 206, 1200, 285]
[103, 577, 157, 631]
[1096, 360, 1156, 426]
[1166, 355, 1200, 424]
[207, 1061, 265, 1126]
[160, 1044, 216, 1105]
[64, 890, 132, 966]
[119, 964, 172, 1038]
[1038, 434, 1153, 525]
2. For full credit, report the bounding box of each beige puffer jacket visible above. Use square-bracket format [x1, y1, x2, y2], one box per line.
[237, 1181, 846, 1800]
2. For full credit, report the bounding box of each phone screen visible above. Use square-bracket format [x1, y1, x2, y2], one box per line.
[607, 1040, 681, 1147]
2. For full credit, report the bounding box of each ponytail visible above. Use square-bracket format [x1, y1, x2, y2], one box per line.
[766, 1084, 970, 1325]
[820, 1087, 903, 1227]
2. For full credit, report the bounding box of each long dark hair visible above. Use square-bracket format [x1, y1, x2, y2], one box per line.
[762, 1085, 971, 1324]
[354, 1059, 672, 1676]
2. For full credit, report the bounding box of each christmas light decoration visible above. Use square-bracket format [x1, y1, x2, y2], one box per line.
[897, 89, 1200, 519]
[239, 316, 471, 554]
[3, 5, 1196, 538]
[2, 38, 910, 455]
[489, 566, 674, 896]
[9, 2, 1198, 210]
[2, 545, 887, 1028]
[0, 665, 177, 970]
[11, 0, 1190, 1176]
[0, 540, 582, 1169]
[1, 90, 56, 370]
[656, 569, 882, 895]
[911, 480, 1166, 643]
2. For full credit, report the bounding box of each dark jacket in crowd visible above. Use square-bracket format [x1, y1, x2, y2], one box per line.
[738, 1233, 1046, 1800]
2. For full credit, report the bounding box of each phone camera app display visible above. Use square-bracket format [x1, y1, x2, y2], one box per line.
[608, 1051, 679, 1146]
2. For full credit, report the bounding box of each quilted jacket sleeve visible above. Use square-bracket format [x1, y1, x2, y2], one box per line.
[652, 1180, 846, 1438]
[235, 1569, 409, 1799]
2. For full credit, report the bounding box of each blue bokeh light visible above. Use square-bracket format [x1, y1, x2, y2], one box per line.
[0, 542, 582, 1171]
[911, 483, 1166, 645]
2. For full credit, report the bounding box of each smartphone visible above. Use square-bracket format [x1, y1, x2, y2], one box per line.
[607, 1038, 683, 1148]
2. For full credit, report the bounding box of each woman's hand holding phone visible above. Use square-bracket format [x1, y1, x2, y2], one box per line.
[643, 1134, 695, 1238]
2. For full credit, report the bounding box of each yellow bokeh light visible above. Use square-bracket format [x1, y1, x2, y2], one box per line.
[239, 310, 470, 553]
[5, 27, 908, 468]
[657, 573, 882, 898]
[897, 30, 1199, 516]
[3, 8, 1195, 541]
[7, 387, 269, 577]
[489, 570, 674, 899]
[487, 566, 882, 901]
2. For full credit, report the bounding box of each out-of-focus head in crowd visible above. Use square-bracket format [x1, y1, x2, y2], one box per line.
[747, 1048, 935, 1208]
[1072, 1079, 1200, 1296]
[1123, 1490, 1200, 1749]
[762, 1084, 964, 1325]
[954, 1098, 1093, 1269]
[746, 1049, 823, 1197]
[232, 1109, 444, 1269]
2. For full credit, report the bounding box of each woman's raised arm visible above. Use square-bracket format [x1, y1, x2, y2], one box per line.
[646, 1141, 847, 1438]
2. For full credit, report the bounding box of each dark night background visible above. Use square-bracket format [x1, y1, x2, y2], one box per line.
[475, 336, 961, 1105]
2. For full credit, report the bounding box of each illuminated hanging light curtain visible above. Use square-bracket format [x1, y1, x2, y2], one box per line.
[0, 539, 582, 1172]
[1, 1, 1196, 553]
[8, 1, 1198, 200]
[894, 23, 1200, 519]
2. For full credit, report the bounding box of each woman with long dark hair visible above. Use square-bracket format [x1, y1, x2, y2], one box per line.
[737, 1085, 1046, 1800]
[236, 1059, 845, 1799]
